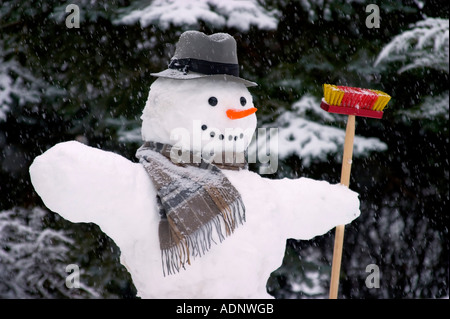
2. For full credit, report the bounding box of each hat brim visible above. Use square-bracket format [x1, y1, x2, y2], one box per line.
[150, 69, 258, 87]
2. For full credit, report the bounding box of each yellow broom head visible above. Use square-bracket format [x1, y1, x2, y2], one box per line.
[321, 84, 391, 119]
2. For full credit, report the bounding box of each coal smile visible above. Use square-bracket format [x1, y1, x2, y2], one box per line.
[201, 124, 245, 142]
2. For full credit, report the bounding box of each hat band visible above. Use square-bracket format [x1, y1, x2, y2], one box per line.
[168, 58, 240, 77]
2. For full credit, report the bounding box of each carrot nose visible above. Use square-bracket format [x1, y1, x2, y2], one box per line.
[226, 107, 257, 120]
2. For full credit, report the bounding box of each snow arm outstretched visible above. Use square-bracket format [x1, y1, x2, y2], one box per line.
[272, 176, 360, 239]
[29, 141, 158, 247]
[224, 170, 360, 240]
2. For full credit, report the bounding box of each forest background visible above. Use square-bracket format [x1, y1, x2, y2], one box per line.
[0, 0, 448, 298]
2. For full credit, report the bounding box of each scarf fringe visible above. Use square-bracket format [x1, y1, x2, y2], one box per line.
[162, 197, 245, 276]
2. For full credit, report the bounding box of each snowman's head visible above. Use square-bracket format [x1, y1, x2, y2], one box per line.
[141, 76, 257, 155]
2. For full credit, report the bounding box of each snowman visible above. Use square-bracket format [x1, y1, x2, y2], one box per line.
[29, 31, 360, 298]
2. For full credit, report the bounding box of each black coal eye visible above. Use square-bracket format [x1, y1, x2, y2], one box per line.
[240, 97, 247, 106]
[208, 97, 218, 106]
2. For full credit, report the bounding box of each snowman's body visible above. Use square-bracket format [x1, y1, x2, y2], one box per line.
[30, 77, 360, 298]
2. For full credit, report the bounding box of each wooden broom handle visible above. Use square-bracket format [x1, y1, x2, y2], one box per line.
[329, 114, 355, 299]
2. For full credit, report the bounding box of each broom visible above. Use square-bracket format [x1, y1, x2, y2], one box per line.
[320, 84, 391, 299]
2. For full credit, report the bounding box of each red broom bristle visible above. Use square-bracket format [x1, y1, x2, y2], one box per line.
[321, 84, 391, 119]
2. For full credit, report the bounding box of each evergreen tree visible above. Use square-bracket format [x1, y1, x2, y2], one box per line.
[1, 0, 448, 298]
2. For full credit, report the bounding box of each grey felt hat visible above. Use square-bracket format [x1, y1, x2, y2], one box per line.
[151, 31, 257, 87]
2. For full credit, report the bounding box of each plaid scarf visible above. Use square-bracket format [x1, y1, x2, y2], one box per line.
[136, 142, 246, 275]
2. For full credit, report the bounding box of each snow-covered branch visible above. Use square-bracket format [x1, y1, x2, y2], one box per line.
[0, 60, 41, 122]
[0, 39, 45, 122]
[401, 91, 449, 121]
[0, 207, 100, 298]
[374, 17, 449, 73]
[114, 0, 280, 31]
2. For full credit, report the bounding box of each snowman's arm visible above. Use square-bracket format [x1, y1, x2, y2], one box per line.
[226, 170, 360, 240]
[269, 176, 360, 239]
[29, 141, 158, 238]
